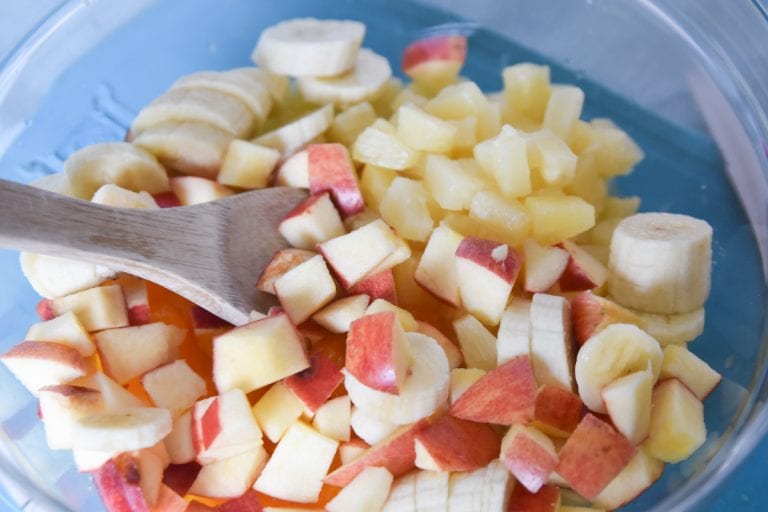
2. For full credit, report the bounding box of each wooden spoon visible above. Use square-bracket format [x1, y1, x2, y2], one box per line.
[0, 178, 307, 325]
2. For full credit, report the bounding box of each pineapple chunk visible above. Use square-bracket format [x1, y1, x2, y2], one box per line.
[469, 190, 530, 246]
[564, 154, 607, 213]
[527, 130, 578, 188]
[371, 77, 404, 118]
[473, 125, 531, 197]
[353, 119, 419, 170]
[395, 104, 457, 153]
[425, 81, 489, 119]
[601, 196, 641, 219]
[543, 85, 585, 140]
[525, 195, 595, 245]
[217, 140, 280, 189]
[442, 213, 515, 247]
[643, 379, 706, 463]
[329, 102, 377, 147]
[501, 63, 552, 127]
[449, 116, 478, 156]
[390, 88, 429, 111]
[424, 155, 489, 211]
[477, 100, 502, 142]
[585, 119, 644, 177]
[379, 177, 434, 242]
[360, 164, 398, 211]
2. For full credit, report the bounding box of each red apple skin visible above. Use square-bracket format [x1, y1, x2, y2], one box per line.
[347, 269, 397, 305]
[282, 191, 330, 220]
[192, 306, 233, 330]
[455, 237, 522, 284]
[570, 291, 603, 346]
[402, 35, 467, 71]
[267, 306, 284, 317]
[533, 384, 584, 437]
[324, 419, 429, 487]
[501, 430, 558, 493]
[152, 192, 181, 208]
[308, 143, 364, 218]
[557, 244, 597, 292]
[152, 485, 187, 512]
[284, 352, 344, 413]
[92, 453, 149, 512]
[450, 355, 537, 425]
[414, 415, 500, 471]
[199, 398, 221, 452]
[36, 299, 55, 321]
[345, 312, 406, 395]
[507, 483, 561, 512]
[216, 490, 264, 511]
[2, 340, 85, 372]
[556, 414, 637, 500]
[127, 305, 151, 326]
[162, 462, 202, 497]
[186, 502, 216, 512]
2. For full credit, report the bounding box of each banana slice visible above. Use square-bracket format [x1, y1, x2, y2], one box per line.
[172, 70, 272, 125]
[252, 18, 365, 77]
[133, 121, 234, 179]
[64, 142, 168, 200]
[633, 308, 705, 346]
[231, 67, 290, 103]
[415, 470, 450, 511]
[382, 472, 417, 512]
[575, 323, 663, 413]
[298, 48, 392, 106]
[608, 212, 712, 314]
[344, 332, 449, 425]
[448, 461, 513, 512]
[131, 88, 256, 138]
[71, 407, 172, 452]
[253, 104, 334, 156]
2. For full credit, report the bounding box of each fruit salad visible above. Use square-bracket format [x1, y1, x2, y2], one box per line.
[1, 16, 721, 512]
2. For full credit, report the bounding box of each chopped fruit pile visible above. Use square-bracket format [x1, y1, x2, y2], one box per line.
[3, 16, 720, 512]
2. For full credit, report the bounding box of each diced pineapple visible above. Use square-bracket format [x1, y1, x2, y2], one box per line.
[448, 117, 478, 156]
[329, 102, 377, 147]
[424, 155, 489, 211]
[370, 76, 404, 118]
[585, 119, 644, 177]
[601, 196, 641, 219]
[543, 85, 585, 140]
[469, 190, 530, 246]
[353, 119, 419, 170]
[525, 195, 595, 245]
[526, 130, 578, 188]
[379, 177, 434, 242]
[585, 218, 621, 246]
[425, 81, 489, 120]
[217, 140, 281, 189]
[643, 379, 706, 463]
[567, 120, 594, 154]
[395, 104, 457, 153]
[473, 125, 531, 197]
[501, 63, 552, 127]
[442, 213, 516, 247]
[360, 164, 398, 211]
[390, 88, 429, 111]
[477, 100, 502, 142]
[564, 154, 607, 213]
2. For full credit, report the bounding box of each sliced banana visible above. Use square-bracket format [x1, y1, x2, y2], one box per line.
[133, 121, 234, 179]
[231, 67, 290, 103]
[64, 142, 168, 200]
[608, 212, 712, 315]
[252, 18, 365, 77]
[131, 87, 256, 138]
[344, 332, 449, 425]
[298, 48, 392, 106]
[575, 323, 663, 413]
[253, 104, 334, 156]
[448, 461, 512, 512]
[633, 308, 705, 346]
[382, 472, 417, 512]
[71, 407, 172, 452]
[172, 70, 272, 125]
[415, 470, 450, 511]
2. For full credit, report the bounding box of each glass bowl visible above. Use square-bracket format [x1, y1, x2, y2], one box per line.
[0, 0, 766, 510]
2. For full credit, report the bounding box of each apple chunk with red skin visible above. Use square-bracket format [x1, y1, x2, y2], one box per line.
[532, 384, 583, 438]
[284, 351, 344, 413]
[450, 355, 537, 425]
[308, 143, 364, 218]
[256, 248, 316, 294]
[523, 239, 569, 293]
[278, 191, 346, 250]
[500, 424, 558, 493]
[414, 224, 463, 307]
[273, 254, 337, 325]
[414, 414, 500, 472]
[402, 35, 467, 92]
[557, 240, 608, 292]
[121, 276, 151, 326]
[347, 268, 397, 304]
[507, 483, 561, 512]
[192, 388, 263, 464]
[345, 311, 411, 395]
[570, 291, 643, 347]
[93, 448, 167, 511]
[593, 447, 664, 510]
[455, 237, 522, 326]
[556, 413, 636, 500]
[1, 340, 86, 396]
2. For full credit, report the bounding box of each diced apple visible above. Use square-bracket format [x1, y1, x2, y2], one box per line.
[91, 184, 159, 209]
[274, 149, 309, 188]
[424, 154, 489, 211]
[451, 355, 537, 425]
[151, 484, 188, 512]
[500, 424, 558, 493]
[452, 314, 497, 371]
[93, 451, 163, 511]
[643, 378, 706, 463]
[95, 322, 185, 385]
[473, 125, 531, 197]
[501, 63, 551, 126]
[602, 369, 654, 444]
[50, 285, 129, 332]
[165, 410, 196, 464]
[570, 291, 644, 346]
[274, 254, 337, 325]
[352, 120, 420, 171]
[188, 447, 268, 499]
[350, 405, 400, 445]
[213, 312, 309, 394]
[365, 299, 418, 331]
[525, 195, 595, 245]
[415, 224, 463, 307]
[530, 293, 575, 391]
[278, 192, 346, 250]
[450, 368, 486, 404]
[523, 239, 569, 293]
[469, 190, 530, 246]
[142, 360, 207, 417]
[73, 372, 146, 409]
[325, 419, 428, 487]
[193, 388, 263, 464]
[556, 414, 636, 500]
[318, 219, 410, 288]
[217, 139, 280, 189]
[308, 143, 364, 217]
[593, 447, 664, 510]
[455, 238, 521, 326]
[660, 344, 721, 399]
[380, 177, 434, 241]
[169, 176, 234, 205]
[312, 395, 351, 442]
[25, 311, 95, 356]
[38, 384, 104, 449]
[284, 352, 344, 412]
[312, 294, 369, 333]
[152, 191, 181, 208]
[256, 248, 316, 294]
[254, 422, 339, 503]
[348, 268, 397, 304]
[120, 276, 150, 326]
[532, 385, 583, 438]
[326, 466, 394, 512]
[414, 414, 500, 472]
[339, 438, 370, 465]
[558, 240, 608, 292]
[507, 483, 561, 512]
[402, 35, 467, 94]
[252, 381, 305, 443]
[1, 341, 86, 396]
[416, 321, 463, 370]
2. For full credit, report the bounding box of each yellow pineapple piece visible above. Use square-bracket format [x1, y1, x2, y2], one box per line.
[390, 88, 429, 111]
[473, 125, 531, 197]
[442, 212, 517, 247]
[543, 85, 585, 140]
[601, 195, 641, 219]
[567, 120, 595, 154]
[424, 155, 490, 211]
[371, 77, 404, 118]
[564, 154, 608, 213]
[395, 104, 457, 153]
[360, 164, 398, 211]
[526, 129, 578, 188]
[468, 190, 530, 246]
[586, 118, 644, 177]
[501, 63, 552, 127]
[353, 119, 419, 170]
[425, 81, 489, 120]
[448, 116, 478, 156]
[379, 177, 434, 242]
[643, 378, 706, 463]
[525, 194, 595, 245]
[217, 140, 280, 189]
[329, 102, 377, 147]
[477, 100, 502, 141]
